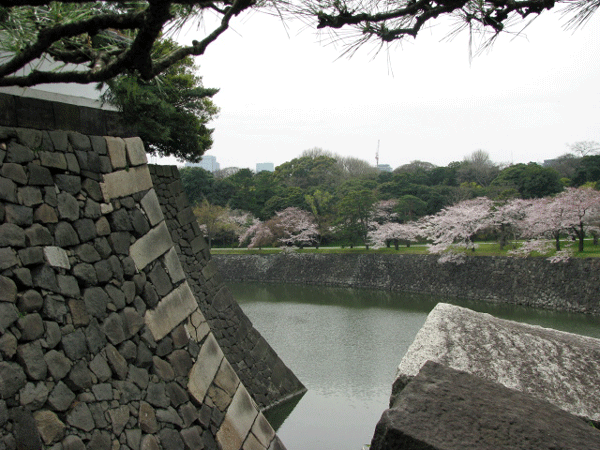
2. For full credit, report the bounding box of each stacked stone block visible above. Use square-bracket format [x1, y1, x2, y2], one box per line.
[0, 127, 284, 450]
[148, 166, 306, 410]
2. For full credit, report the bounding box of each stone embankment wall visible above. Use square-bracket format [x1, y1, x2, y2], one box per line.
[0, 120, 287, 449]
[213, 253, 600, 314]
[148, 165, 306, 410]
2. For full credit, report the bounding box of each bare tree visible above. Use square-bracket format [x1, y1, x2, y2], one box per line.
[569, 141, 600, 157]
[457, 149, 499, 187]
[335, 156, 378, 179]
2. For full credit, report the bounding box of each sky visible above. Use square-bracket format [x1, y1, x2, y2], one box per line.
[167, 8, 600, 171]
[15, 6, 599, 171]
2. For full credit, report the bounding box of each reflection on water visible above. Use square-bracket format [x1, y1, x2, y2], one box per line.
[227, 282, 600, 450]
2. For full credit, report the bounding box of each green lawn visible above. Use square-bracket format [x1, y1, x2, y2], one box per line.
[210, 240, 600, 258]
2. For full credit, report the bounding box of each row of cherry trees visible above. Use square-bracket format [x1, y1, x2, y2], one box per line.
[369, 187, 600, 263]
[219, 187, 600, 262]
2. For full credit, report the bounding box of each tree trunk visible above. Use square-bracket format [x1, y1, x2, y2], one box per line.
[555, 233, 561, 251]
[394, 240, 399, 251]
[578, 222, 585, 252]
[499, 224, 506, 251]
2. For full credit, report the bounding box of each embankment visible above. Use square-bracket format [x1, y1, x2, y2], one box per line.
[213, 253, 600, 314]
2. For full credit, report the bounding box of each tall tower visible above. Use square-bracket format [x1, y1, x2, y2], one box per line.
[375, 140, 380, 167]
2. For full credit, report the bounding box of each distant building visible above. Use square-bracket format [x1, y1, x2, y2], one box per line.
[256, 162, 274, 173]
[377, 164, 393, 172]
[185, 155, 220, 172]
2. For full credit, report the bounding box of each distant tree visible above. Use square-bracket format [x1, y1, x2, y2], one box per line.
[239, 219, 275, 250]
[305, 189, 334, 247]
[192, 199, 230, 248]
[492, 163, 562, 198]
[396, 195, 428, 222]
[457, 150, 500, 187]
[422, 197, 494, 262]
[179, 166, 215, 205]
[371, 199, 399, 224]
[553, 187, 600, 252]
[369, 222, 421, 250]
[395, 160, 437, 174]
[490, 198, 536, 250]
[274, 207, 319, 248]
[519, 197, 568, 251]
[214, 167, 242, 179]
[573, 155, 600, 186]
[569, 141, 600, 157]
[544, 153, 581, 181]
[274, 155, 340, 190]
[335, 189, 377, 248]
[336, 156, 378, 179]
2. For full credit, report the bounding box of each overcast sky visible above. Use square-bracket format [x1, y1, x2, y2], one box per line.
[164, 8, 600, 171]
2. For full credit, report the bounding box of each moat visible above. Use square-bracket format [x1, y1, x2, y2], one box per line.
[229, 282, 600, 450]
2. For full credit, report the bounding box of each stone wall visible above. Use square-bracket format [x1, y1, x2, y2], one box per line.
[148, 165, 306, 410]
[213, 253, 600, 314]
[0, 126, 285, 450]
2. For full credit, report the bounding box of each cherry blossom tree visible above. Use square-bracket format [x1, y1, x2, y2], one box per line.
[422, 197, 494, 261]
[518, 197, 568, 251]
[274, 207, 319, 248]
[507, 238, 574, 263]
[238, 219, 274, 250]
[552, 187, 600, 252]
[517, 188, 600, 253]
[369, 221, 421, 250]
[490, 198, 537, 250]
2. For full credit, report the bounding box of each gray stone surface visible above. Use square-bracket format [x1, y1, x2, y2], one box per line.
[144, 281, 197, 341]
[395, 303, 600, 423]
[0, 124, 287, 450]
[129, 221, 172, 271]
[43, 246, 70, 269]
[100, 165, 153, 201]
[371, 361, 600, 450]
[0, 362, 26, 398]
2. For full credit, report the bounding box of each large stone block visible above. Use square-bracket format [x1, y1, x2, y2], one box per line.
[216, 385, 259, 450]
[371, 361, 600, 450]
[188, 333, 223, 403]
[105, 136, 127, 170]
[100, 165, 153, 201]
[129, 221, 173, 271]
[140, 189, 164, 226]
[395, 303, 600, 423]
[144, 281, 198, 341]
[124, 137, 147, 166]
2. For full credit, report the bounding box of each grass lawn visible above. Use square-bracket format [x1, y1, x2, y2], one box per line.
[211, 239, 600, 258]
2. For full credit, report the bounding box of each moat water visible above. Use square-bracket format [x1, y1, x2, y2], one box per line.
[228, 282, 600, 450]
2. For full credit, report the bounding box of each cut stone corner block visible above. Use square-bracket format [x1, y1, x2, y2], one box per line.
[105, 136, 127, 170]
[140, 188, 164, 227]
[124, 137, 147, 167]
[185, 308, 210, 343]
[144, 281, 197, 342]
[216, 384, 260, 450]
[100, 164, 153, 202]
[395, 302, 600, 423]
[188, 333, 224, 404]
[129, 221, 173, 272]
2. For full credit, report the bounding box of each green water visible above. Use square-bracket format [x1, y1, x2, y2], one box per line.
[227, 282, 600, 450]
